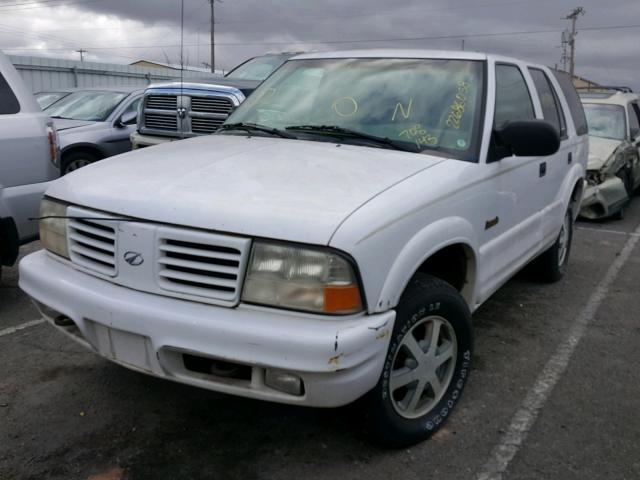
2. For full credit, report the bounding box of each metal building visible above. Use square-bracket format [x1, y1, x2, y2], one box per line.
[8, 55, 216, 93]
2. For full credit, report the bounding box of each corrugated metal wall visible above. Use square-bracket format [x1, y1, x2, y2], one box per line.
[8, 55, 215, 92]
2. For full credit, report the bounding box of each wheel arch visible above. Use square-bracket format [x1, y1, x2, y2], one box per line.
[61, 144, 105, 162]
[374, 217, 478, 313]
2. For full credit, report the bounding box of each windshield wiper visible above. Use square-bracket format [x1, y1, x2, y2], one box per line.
[285, 125, 419, 153]
[217, 122, 297, 139]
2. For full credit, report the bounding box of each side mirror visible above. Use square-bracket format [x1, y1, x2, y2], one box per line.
[117, 110, 138, 127]
[494, 120, 560, 159]
[630, 128, 639, 140]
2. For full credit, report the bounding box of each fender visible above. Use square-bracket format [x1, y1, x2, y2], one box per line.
[61, 143, 106, 158]
[560, 162, 586, 220]
[374, 217, 479, 313]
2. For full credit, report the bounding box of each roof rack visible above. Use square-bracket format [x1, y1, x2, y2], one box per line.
[576, 85, 634, 93]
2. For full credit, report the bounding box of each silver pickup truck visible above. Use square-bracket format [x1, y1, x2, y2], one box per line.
[131, 53, 296, 149]
[0, 51, 59, 268]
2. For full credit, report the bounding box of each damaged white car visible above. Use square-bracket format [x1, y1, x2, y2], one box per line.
[580, 91, 640, 220]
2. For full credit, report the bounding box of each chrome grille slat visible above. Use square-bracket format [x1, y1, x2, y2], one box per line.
[68, 216, 117, 276]
[147, 95, 177, 110]
[191, 96, 234, 114]
[191, 117, 225, 134]
[145, 113, 178, 131]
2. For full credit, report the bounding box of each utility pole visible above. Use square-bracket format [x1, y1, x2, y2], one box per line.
[461, 39, 465, 51]
[565, 7, 585, 78]
[75, 48, 87, 62]
[209, 0, 222, 73]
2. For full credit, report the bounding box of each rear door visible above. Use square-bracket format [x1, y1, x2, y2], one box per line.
[627, 101, 640, 189]
[528, 67, 572, 246]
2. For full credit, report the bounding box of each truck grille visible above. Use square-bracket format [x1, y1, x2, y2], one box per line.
[145, 113, 178, 131]
[191, 117, 225, 134]
[141, 92, 238, 137]
[190, 96, 234, 114]
[68, 218, 117, 276]
[146, 95, 177, 110]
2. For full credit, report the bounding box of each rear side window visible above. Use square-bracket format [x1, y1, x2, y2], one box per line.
[628, 102, 640, 138]
[528, 68, 567, 138]
[0, 72, 20, 114]
[551, 70, 588, 136]
[494, 64, 535, 129]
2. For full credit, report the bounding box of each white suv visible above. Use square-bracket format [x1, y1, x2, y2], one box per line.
[0, 51, 58, 268]
[19, 50, 587, 446]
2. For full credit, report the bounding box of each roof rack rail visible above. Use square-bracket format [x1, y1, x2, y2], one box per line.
[576, 85, 633, 93]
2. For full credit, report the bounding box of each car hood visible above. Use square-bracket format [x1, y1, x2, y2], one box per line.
[53, 118, 101, 131]
[46, 135, 443, 244]
[207, 77, 261, 96]
[587, 136, 622, 170]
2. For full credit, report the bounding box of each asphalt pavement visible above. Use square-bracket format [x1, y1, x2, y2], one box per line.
[1, 199, 639, 480]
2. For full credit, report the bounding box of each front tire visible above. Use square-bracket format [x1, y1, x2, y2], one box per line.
[61, 151, 98, 175]
[364, 274, 473, 447]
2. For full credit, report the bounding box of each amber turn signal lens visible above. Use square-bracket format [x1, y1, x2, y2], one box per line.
[323, 284, 362, 314]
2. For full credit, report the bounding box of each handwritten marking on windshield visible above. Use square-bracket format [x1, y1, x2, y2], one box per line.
[446, 81, 471, 130]
[332, 97, 359, 117]
[399, 124, 438, 148]
[392, 98, 413, 122]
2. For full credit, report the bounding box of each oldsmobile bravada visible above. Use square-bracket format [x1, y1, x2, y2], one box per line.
[20, 50, 588, 446]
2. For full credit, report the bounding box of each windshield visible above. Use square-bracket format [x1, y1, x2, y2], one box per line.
[223, 58, 485, 160]
[35, 92, 68, 109]
[225, 55, 289, 81]
[45, 91, 128, 121]
[583, 103, 626, 140]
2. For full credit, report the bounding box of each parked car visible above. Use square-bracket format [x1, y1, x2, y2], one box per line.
[34, 89, 73, 109]
[578, 89, 640, 219]
[20, 50, 587, 446]
[131, 53, 299, 149]
[45, 87, 143, 174]
[0, 51, 59, 270]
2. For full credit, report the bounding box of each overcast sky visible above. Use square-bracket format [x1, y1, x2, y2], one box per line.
[1, 0, 639, 88]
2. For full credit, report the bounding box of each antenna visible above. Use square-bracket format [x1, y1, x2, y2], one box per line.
[180, 0, 185, 139]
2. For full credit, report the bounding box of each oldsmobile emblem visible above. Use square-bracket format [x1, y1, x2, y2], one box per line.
[123, 251, 144, 266]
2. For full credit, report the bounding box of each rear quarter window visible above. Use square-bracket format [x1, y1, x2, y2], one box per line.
[0, 72, 20, 114]
[551, 70, 588, 136]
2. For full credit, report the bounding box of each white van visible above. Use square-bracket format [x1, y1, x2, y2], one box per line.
[0, 51, 59, 268]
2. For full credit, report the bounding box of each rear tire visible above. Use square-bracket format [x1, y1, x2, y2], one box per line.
[534, 208, 573, 283]
[363, 274, 472, 447]
[61, 151, 98, 175]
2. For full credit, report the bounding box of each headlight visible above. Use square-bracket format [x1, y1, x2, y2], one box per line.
[39, 198, 69, 259]
[241, 242, 363, 315]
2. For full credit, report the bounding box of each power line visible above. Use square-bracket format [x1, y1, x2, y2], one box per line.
[0, 0, 102, 12]
[4, 22, 640, 52]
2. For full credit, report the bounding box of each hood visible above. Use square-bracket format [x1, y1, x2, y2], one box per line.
[46, 135, 443, 244]
[207, 77, 260, 96]
[53, 118, 100, 131]
[587, 136, 622, 170]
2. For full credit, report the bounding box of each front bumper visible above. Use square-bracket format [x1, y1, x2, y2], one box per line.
[579, 177, 628, 220]
[130, 131, 176, 150]
[19, 250, 394, 407]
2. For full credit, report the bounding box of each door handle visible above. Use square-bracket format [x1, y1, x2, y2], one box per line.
[539, 162, 547, 177]
[568, 152, 573, 164]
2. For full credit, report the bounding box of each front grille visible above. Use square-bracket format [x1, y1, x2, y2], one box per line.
[191, 117, 225, 134]
[191, 96, 234, 114]
[145, 113, 178, 131]
[157, 231, 246, 302]
[147, 95, 177, 110]
[68, 218, 117, 276]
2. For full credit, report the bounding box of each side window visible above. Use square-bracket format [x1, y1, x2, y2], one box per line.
[628, 103, 640, 139]
[528, 68, 567, 138]
[551, 70, 588, 136]
[494, 64, 535, 129]
[122, 97, 141, 116]
[0, 72, 20, 114]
